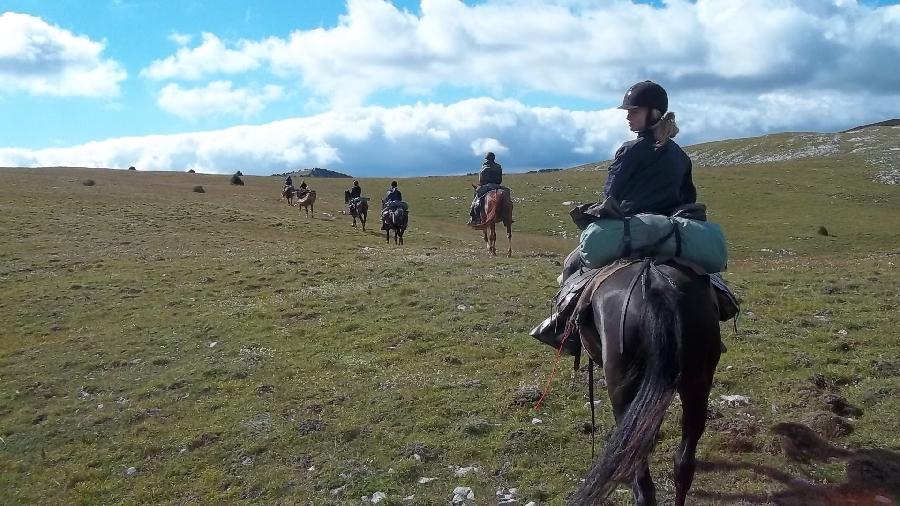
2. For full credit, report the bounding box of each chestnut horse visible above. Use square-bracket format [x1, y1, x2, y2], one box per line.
[470, 186, 513, 257]
[296, 191, 316, 219]
[569, 259, 721, 505]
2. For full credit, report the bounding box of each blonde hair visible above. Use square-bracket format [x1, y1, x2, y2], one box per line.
[651, 110, 679, 148]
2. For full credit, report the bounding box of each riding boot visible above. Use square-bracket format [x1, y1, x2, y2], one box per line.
[468, 201, 481, 225]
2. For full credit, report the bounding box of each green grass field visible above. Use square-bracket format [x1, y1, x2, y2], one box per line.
[1, 132, 898, 504]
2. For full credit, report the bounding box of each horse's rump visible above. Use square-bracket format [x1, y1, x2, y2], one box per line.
[352, 199, 368, 216]
[382, 207, 408, 230]
[470, 188, 513, 230]
[297, 190, 316, 205]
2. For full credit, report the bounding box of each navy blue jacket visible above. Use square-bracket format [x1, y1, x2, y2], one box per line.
[603, 130, 696, 216]
[384, 188, 402, 202]
[349, 185, 362, 200]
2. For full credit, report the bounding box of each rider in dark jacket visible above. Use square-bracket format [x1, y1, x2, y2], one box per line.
[562, 81, 695, 280]
[345, 180, 362, 205]
[469, 152, 503, 224]
[383, 181, 402, 205]
[559, 81, 736, 327]
[479, 153, 502, 186]
[604, 81, 695, 216]
[604, 115, 695, 215]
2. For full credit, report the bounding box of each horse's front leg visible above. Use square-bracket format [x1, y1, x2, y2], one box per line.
[506, 223, 512, 258]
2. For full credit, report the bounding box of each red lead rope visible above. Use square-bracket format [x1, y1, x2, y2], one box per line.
[533, 319, 576, 411]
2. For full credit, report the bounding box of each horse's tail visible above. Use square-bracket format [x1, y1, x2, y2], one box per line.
[501, 189, 513, 226]
[570, 274, 682, 504]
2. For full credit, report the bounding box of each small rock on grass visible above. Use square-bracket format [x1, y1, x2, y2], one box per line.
[452, 486, 475, 505]
[719, 394, 751, 407]
[454, 465, 479, 477]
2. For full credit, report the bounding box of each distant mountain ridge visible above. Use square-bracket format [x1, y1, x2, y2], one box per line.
[271, 167, 351, 178]
[567, 119, 899, 185]
[843, 118, 900, 132]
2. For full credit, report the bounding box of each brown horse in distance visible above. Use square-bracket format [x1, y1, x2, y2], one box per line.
[470, 186, 513, 257]
[296, 191, 316, 219]
[282, 186, 296, 206]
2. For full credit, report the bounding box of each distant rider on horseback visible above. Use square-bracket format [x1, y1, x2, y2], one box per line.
[468, 152, 503, 225]
[296, 180, 309, 198]
[383, 181, 402, 205]
[345, 180, 362, 203]
[283, 174, 295, 194]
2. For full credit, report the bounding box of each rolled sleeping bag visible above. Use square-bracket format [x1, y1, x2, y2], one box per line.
[579, 214, 727, 273]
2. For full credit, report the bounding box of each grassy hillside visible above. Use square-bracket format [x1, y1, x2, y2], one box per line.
[1, 142, 898, 505]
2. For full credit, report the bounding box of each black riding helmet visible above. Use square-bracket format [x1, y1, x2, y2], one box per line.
[485, 152, 495, 161]
[618, 80, 668, 115]
[391, 181, 398, 188]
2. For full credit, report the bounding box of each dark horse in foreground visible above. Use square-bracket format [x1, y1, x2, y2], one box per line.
[381, 205, 408, 245]
[469, 186, 513, 257]
[569, 258, 721, 505]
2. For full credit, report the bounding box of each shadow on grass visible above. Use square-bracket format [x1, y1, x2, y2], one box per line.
[692, 422, 900, 505]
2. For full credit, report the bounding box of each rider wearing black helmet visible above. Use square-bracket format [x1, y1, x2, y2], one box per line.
[604, 80, 695, 216]
[345, 180, 362, 204]
[468, 152, 503, 224]
[383, 180, 402, 204]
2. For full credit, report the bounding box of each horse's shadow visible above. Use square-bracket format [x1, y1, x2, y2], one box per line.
[692, 422, 900, 505]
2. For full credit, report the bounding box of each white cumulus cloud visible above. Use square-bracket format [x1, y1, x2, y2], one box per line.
[140, 32, 268, 80]
[470, 137, 508, 157]
[3, 92, 897, 176]
[157, 81, 285, 120]
[139, 0, 900, 105]
[0, 12, 126, 97]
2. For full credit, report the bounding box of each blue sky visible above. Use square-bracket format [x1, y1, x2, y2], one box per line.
[2, 0, 900, 175]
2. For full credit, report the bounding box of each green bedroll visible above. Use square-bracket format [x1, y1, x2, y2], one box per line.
[579, 214, 728, 273]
